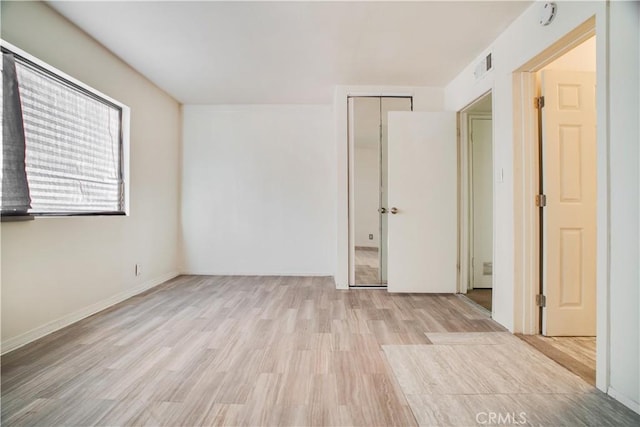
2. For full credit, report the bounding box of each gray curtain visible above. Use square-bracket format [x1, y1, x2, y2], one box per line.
[2, 52, 31, 213]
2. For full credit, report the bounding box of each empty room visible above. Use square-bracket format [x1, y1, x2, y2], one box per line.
[1, 1, 639, 426]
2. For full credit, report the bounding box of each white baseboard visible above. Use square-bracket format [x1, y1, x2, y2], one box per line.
[608, 386, 640, 415]
[1, 271, 179, 355]
[180, 271, 334, 277]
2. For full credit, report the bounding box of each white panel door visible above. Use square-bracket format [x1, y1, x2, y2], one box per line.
[541, 70, 597, 336]
[380, 97, 413, 283]
[387, 112, 457, 293]
[471, 118, 493, 289]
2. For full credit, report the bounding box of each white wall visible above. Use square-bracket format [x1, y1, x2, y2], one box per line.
[444, 1, 606, 334]
[181, 105, 335, 276]
[445, 0, 639, 413]
[334, 86, 444, 288]
[608, 0, 639, 412]
[1, 2, 181, 352]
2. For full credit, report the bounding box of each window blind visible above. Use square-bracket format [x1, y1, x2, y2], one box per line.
[1, 53, 31, 214]
[13, 57, 124, 214]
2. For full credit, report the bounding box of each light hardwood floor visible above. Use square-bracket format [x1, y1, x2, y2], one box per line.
[464, 289, 492, 312]
[1, 275, 500, 426]
[517, 335, 596, 386]
[2, 276, 637, 426]
[385, 331, 638, 426]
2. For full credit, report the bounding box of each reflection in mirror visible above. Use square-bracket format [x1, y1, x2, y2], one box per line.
[350, 96, 412, 286]
[353, 97, 381, 284]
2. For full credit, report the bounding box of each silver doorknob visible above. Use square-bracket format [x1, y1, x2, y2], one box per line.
[390, 207, 399, 214]
[378, 207, 387, 214]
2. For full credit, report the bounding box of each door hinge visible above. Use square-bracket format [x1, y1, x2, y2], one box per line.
[535, 96, 545, 109]
[536, 294, 546, 308]
[535, 194, 547, 207]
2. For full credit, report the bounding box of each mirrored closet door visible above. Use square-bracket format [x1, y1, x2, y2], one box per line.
[348, 96, 412, 286]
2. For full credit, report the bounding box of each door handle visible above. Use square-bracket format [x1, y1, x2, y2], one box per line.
[390, 207, 399, 214]
[378, 207, 387, 214]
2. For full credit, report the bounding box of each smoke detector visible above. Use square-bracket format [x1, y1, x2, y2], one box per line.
[539, 2, 557, 26]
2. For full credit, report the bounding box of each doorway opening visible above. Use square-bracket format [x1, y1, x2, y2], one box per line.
[459, 92, 494, 313]
[513, 25, 597, 387]
[348, 96, 412, 287]
[532, 35, 597, 385]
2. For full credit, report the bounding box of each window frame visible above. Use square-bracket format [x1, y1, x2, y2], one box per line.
[1, 40, 130, 218]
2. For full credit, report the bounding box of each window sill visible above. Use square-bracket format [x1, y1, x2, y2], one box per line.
[31, 212, 127, 217]
[1, 214, 35, 222]
[1, 212, 126, 221]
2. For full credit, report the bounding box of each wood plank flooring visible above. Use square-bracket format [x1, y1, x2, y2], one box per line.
[384, 331, 638, 426]
[517, 334, 596, 386]
[464, 289, 492, 312]
[1, 275, 502, 426]
[3, 276, 637, 426]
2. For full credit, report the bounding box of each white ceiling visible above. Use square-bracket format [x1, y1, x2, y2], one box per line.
[48, 1, 531, 105]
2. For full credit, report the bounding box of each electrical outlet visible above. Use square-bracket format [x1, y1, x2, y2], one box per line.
[369, 234, 373, 240]
[135, 264, 142, 276]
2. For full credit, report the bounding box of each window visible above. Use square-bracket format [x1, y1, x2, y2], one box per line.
[1, 42, 129, 216]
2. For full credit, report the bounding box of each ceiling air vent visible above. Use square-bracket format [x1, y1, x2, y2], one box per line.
[474, 53, 493, 80]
